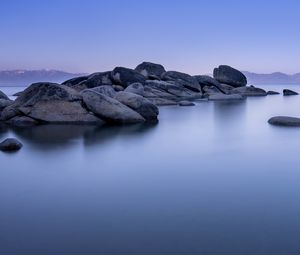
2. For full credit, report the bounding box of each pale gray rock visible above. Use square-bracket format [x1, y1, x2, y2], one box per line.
[82, 90, 145, 124]
[114, 92, 159, 121]
[124, 83, 145, 96]
[147, 98, 178, 106]
[86, 85, 116, 98]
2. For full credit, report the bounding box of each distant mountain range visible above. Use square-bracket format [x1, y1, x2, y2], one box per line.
[1, 69, 300, 86]
[0, 70, 86, 86]
[243, 71, 300, 85]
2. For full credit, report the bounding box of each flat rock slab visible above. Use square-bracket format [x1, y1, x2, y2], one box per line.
[179, 101, 195, 106]
[209, 93, 244, 101]
[0, 138, 23, 152]
[268, 116, 300, 126]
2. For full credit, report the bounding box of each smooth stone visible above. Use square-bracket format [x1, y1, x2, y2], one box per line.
[86, 85, 116, 98]
[112, 85, 124, 92]
[62, 75, 89, 86]
[267, 91, 280, 95]
[0, 138, 23, 152]
[82, 90, 145, 124]
[82, 72, 113, 88]
[161, 71, 201, 92]
[209, 93, 244, 101]
[143, 86, 177, 100]
[111, 67, 146, 88]
[283, 89, 298, 96]
[179, 101, 195, 106]
[0, 99, 13, 110]
[268, 116, 300, 126]
[135, 62, 166, 79]
[231, 86, 267, 96]
[213, 65, 247, 87]
[6, 116, 39, 127]
[19, 101, 103, 125]
[124, 83, 145, 96]
[0, 90, 9, 100]
[114, 92, 159, 121]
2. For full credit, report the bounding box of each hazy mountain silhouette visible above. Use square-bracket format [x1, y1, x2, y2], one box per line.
[0, 70, 87, 86]
[243, 71, 300, 84]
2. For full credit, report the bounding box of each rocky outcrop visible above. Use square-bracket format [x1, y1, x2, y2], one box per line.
[268, 116, 300, 126]
[114, 92, 159, 121]
[135, 62, 166, 79]
[283, 89, 298, 96]
[0, 138, 23, 152]
[82, 90, 145, 124]
[208, 93, 244, 101]
[87, 85, 116, 98]
[213, 65, 247, 87]
[0, 90, 9, 100]
[161, 71, 201, 92]
[111, 67, 146, 87]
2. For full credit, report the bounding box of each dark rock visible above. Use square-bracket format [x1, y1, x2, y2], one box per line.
[62, 75, 89, 86]
[0, 90, 9, 100]
[231, 86, 267, 96]
[213, 65, 247, 87]
[143, 86, 177, 100]
[194, 75, 227, 94]
[82, 90, 145, 124]
[267, 91, 280, 95]
[283, 89, 298, 96]
[6, 116, 39, 127]
[86, 85, 116, 98]
[0, 105, 21, 121]
[115, 92, 159, 121]
[0, 138, 23, 152]
[268, 116, 300, 126]
[147, 98, 177, 106]
[161, 71, 201, 92]
[0, 99, 13, 110]
[111, 67, 146, 87]
[19, 101, 103, 124]
[179, 101, 195, 106]
[135, 62, 166, 78]
[13, 91, 24, 97]
[124, 83, 145, 96]
[82, 72, 113, 88]
[112, 85, 124, 92]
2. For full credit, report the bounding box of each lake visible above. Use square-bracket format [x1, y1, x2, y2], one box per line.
[1, 85, 300, 255]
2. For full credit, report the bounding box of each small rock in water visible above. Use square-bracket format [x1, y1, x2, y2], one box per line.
[267, 91, 280, 95]
[268, 116, 300, 126]
[179, 101, 195, 106]
[0, 138, 23, 152]
[283, 89, 298, 96]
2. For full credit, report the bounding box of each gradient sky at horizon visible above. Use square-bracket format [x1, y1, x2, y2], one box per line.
[1, 0, 300, 74]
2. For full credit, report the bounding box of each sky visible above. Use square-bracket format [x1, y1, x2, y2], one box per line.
[1, 0, 300, 74]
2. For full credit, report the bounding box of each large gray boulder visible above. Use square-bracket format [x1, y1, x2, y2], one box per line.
[6, 116, 38, 127]
[0, 90, 9, 100]
[19, 101, 103, 124]
[135, 62, 166, 79]
[124, 83, 145, 96]
[0, 138, 23, 152]
[86, 85, 116, 98]
[213, 65, 247, 87]
[268, 116, 300, 126]
[0, 99, 13, 110]
[111, 67, 146, 87]
[231, 86, 267, 96]
[114, 92, 159, 121]
[82, 90, 145, 124]
[161, 71, 201, 92]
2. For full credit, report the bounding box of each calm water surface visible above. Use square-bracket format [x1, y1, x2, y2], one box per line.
[1, 85, 300, 255]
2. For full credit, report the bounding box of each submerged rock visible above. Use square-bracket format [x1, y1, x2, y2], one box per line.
[135, 62, 166, 79]
[82, 90, 145, 124]
[283, 89, 298, 96]
[213, 65, 247, 87]
[267, 91, 280, 95]
[268, 116, 300, 126]
[111, 67, 146, 87]
[208, 93, 244, 101]
[0, 138, 23, 152]
[179, 101, 195, 106]
[115, 92, 159, 121]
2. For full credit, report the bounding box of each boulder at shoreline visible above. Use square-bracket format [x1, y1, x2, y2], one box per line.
[268, 116, 300, 126]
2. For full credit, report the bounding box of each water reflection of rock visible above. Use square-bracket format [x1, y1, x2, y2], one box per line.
[9, 122, 158, 150]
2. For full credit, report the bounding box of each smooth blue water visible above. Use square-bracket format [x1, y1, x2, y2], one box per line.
[1, 85, 300, 255]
